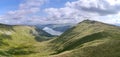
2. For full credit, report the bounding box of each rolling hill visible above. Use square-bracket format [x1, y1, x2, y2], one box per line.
[0, 24, 53, 57]
[0, 20, 120, 57]
[49, 20, 120, 57]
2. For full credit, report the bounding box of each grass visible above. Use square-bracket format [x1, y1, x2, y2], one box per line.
[49, 20, 120, 57]
[0, 25, 54, 57]
[0, 20, 120, 57]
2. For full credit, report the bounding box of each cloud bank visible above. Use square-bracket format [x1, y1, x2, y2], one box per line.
[45, 0, 120, 24]
[0, 0, 120, 25]
[0, 0, 47, 25]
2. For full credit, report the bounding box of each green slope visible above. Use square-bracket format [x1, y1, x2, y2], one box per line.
[0, 24, 53, 57]
[49, 20, 120, 57]
[0, 20, 120, 57]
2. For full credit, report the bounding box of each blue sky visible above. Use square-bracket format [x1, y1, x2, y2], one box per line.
[0, 0, 22, 15]
[0, 0, 120, 25]
[0, 0, 77, 15]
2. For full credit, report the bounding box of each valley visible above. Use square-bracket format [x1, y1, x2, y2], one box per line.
[0, 20, 120, 57]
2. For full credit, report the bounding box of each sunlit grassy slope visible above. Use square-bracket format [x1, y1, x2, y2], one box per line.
[0, 24, 53, 57]
[49, 20, 120, 57]
[0, 20, 120, 57]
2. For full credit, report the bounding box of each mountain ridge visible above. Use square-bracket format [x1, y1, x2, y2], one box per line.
[0, 20, 120, 57]
[49, 20, 120, 57]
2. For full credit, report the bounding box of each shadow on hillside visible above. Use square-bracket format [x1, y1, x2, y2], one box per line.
[29, 28, 54, 42]
[0, 34, 12, 46]
[53, 32, 108, 54]
[34, 36, 51, 42]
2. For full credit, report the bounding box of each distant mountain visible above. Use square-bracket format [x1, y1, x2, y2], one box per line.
[43, 27, 62, 36]
[116, 24, 120, 26]
[35, 23, 75, 33]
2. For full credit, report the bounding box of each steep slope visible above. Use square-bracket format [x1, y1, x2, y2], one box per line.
[49, 20, 120, 57]
[0, 24, 52, 57]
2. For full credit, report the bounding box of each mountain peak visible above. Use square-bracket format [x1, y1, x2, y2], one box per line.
[50, 19, 120, 56]
[81, 19, 97, 24]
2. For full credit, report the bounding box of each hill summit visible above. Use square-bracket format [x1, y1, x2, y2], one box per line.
[0, 20, 120, 57]
[49, 20, 120, 57]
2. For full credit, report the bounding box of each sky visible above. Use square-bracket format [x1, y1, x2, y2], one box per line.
[0, 0, 120, 25]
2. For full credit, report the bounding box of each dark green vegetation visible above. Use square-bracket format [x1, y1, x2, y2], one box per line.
[0, 20, 120, 57]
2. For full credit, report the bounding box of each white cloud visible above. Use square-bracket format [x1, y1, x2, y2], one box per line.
[7, 0, 45, 16]
[105, 0, 120, 5]
[44, 0, 120, 24]
[44, 7, 86, 24]
[0, 0, 120, 25]
[0, 0, 47, 25]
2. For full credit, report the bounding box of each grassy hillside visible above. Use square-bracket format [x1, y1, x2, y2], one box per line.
[0, 24, 53, 57]
[0, 20, 120, 57]
[49, 20, 120, 57]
